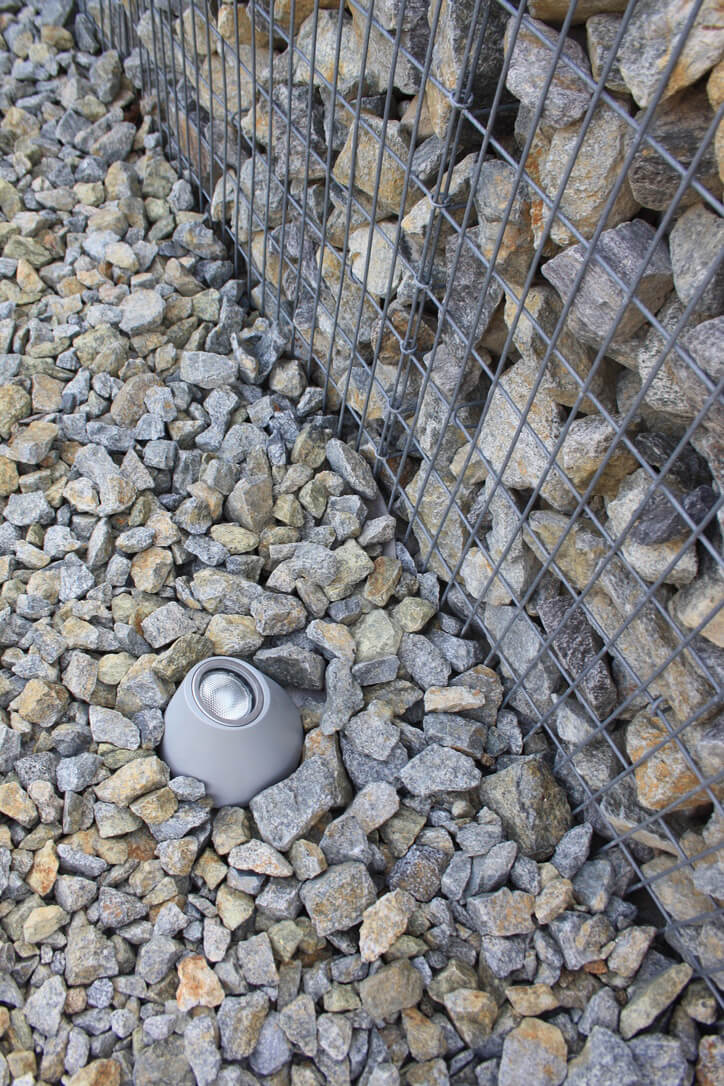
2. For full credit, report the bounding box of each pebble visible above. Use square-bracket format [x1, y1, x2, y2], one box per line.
[400, 744, 481, 796]
[250, 756, 336, 851]
[299, 861, 377, 936]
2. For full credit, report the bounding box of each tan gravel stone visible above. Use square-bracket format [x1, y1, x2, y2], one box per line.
[393, 597, 436, 632]
[506, 984, 559, 1016]
[0, 453, 18, 495]
[359, 889, 416, 963]
[130, 547, 174, 593]
[23, 904, 69, 943]
[0, 781, 38, 827]
[605, 925, 656, 979]
[359, 959, 424, 1020]
[156, 837, 199, 876]
[229, 840, 294, 877]
[620, 962, 693, 1039]
[535, 878, 574, 924]
[211, 807, 251, 855]
[193, 848, 228, 890]
[333, 119, 411, 218]
[176, 953, 225, 1011]
[94, 755, 169, 806]
[216, 883, 254, 930]
[67, 1060, 121, 1086]
[26, 840, 58, 897]
[10, 678, 68, 726]
[499, 1018, 567, 1086]
[468, 887, 536, 936]
[626, 710, 708, 812]
[130, 787, 178, 825]
[697, 1035, 724, 1086]
[443, 988, 498, 1047]
[423, 686, 487, 714]
[0, 384, 31, 438]
[401, 1007, 446, 1061]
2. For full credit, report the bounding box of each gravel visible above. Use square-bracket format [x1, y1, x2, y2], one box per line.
[0, 8, 715, 1085]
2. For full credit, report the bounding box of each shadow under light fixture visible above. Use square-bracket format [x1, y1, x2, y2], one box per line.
[161, 656, 303, 807]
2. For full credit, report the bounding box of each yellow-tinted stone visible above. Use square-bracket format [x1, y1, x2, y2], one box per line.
[176, 954, 225, 1011]
[626, 710, 708, 811]
[26, 840, 58, 896]
[23, 904, 69, 943]
[0, 781, 38, 827]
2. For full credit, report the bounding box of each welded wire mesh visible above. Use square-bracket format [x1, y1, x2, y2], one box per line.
[83, 0, 724, 997]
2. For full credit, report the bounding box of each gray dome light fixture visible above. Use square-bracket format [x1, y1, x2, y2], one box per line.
[161, 656, 303, 808]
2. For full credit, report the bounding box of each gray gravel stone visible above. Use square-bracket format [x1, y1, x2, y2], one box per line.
[551, 822, 593, 879]
[56, 753, 104, 793]
[479, 755, 572, 860]
[134, 1035, 195, 1086]
[300, 861, 377, 935]
[91, 49, 122, 102]
[400, 743, 481, 796]
[250, 756, 337, 851]
[505, 17, 592, 128]
[141, 603, 196, 648]
[669, 202, 724, 318]
[628, 1034, 692, 1086]
[89, 705, 140, 750]
[249, 1013, 291, 1076]
[320, 658, 365, 734]
[398, 633, 452, 690]
[253, 642, 323, 686]
[325, 438, 378, 499]
[566, 1026, 640, 1086]
[423, 712, 487, 759]
[136, 935, 181, 984]
[120, 288, 165, 334]
[180, 350, 239, 388]
[24, 974, 66, 1036]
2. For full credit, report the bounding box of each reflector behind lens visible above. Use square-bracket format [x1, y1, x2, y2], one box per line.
[197, 669, 254, 724]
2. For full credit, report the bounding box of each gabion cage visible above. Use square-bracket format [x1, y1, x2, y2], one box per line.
[82, 0, 724, 997]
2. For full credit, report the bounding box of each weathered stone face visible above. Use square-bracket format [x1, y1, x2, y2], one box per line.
[628, 86, 720, 211]
[477, 358, 575, 513]
[425, 0, 507, 137]
[542, 219, 673, 348]
[538, 102, 640, 248]
[505, 17, 593, 128]
[617, 0, 724, 109]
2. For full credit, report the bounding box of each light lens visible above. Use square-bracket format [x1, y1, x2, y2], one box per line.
[197, 669, 254, 724]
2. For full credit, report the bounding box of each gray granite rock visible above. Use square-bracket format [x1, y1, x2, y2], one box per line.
[479, 756, 572, 860]
[505, 17, 592, 127]
[24, 974, 66, 1036]
[250, 756, 337, 850]
[400, 743, 482, 795]
[325, 438, 378, 500]
[253, 645, 326, 689]
[566, 1026, 640, 1086]
[399, 633, 452, 690]
[542, 220, 672, 349]
[181, 350, 238, 388]
[299, 861, 377, 936]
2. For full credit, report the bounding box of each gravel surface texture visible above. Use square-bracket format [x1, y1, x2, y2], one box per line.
[0, 5, 720, 1086]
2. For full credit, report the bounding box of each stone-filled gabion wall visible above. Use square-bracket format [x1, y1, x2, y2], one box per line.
[86, 0, 723, 982]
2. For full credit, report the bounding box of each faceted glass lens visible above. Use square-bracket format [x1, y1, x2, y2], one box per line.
[198, 669, 254, 724]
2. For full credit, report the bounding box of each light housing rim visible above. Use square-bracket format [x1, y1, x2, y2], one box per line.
[190, 657, 265, 729]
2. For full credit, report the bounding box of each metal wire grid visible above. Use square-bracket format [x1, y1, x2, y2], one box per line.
[84, 0, 723, 995]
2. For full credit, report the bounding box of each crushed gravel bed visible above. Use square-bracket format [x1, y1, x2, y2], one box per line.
[0, 5, 720, 1086]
